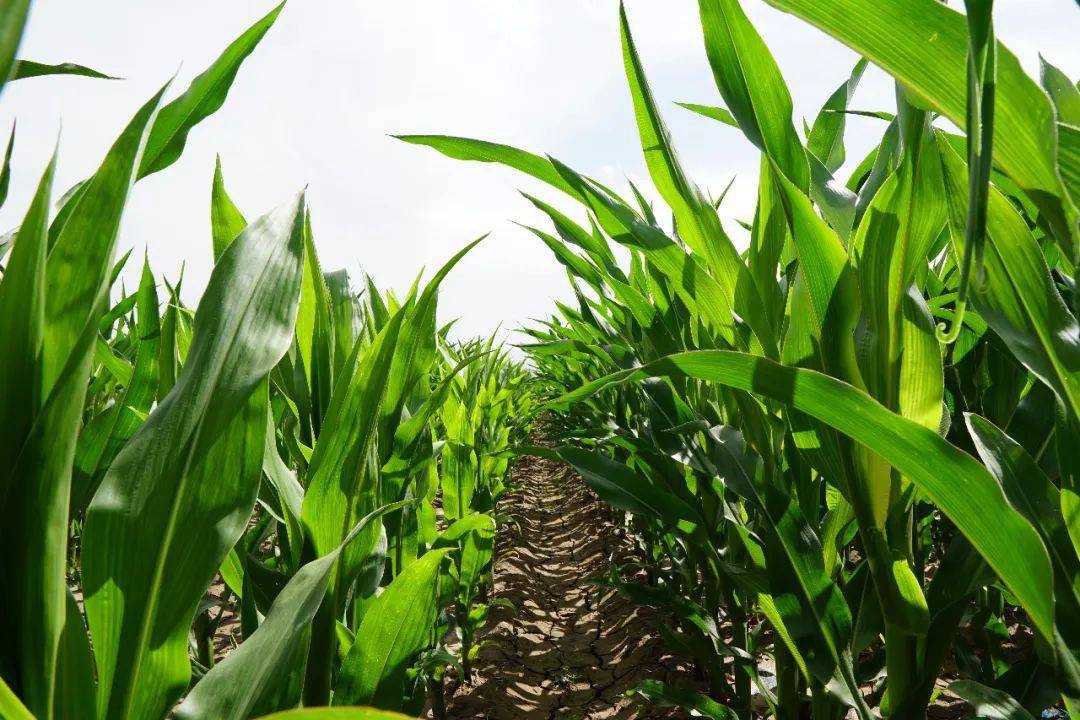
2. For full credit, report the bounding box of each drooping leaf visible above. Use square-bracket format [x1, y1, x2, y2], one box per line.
[555, 350, 1056, 641]
[10, 60, 118, 81]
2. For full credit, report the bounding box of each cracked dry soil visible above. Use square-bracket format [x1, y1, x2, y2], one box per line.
[441, 443, 696, 719]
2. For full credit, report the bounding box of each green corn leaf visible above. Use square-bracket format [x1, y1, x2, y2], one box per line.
[675, 101, 738, 128]
[333, 548, 452, 709]
[808, 59, 868, 173]
[633, 679, 735, 719]
[949, 680, 1037, 720]
[73, 259, 162, 511]
[523, 225, 605, 293]
[523, 445, 701, 529]
[1040, 57, 1080, 127]
[434, 513, 496, 548]
[174, 502, 410, 720]
[3, 308, 100, 720]
[378, 237, 485, 465]
[295, 211, 336, 433]
[554, 350, 1056, 642]
[0, 149, 71, 719]
[10, 60, 118, 81]
[43, 82, 168, 396]
[936, 0, 997, 345]
[704, 430, 871, 715]
[852, 123, 946, 428]
[0, 0, 30, 96]
[261, 409, 306, 570]
[966, 413, 1080, 700]
[621, 5, 742, 289]
[457, 516, 496, 607]
[938, 137, 1080, 421]
[966, 413, 1080, 605]
[211, 155, 248, 260]
[0, 122, 14, 211]
[94, 336, 133, 386]
[83, 192, 306, 720]
[765, 0, 1078, 256]
[621, 4, 775, 358]
[548, 156, 740, 345]
[0, 676, 34, 720]
[54, 590, 95, 720]
[395, 135, 579, 198]
[254, 709, 413, 720]
[522, 193, 617, 268]
[326, 269, 361, 368]
[805, 60, 868, 241]
[698, 0, 808, 190]
[156, 277, 182, 400]
[138, 2, 285, 178]
[301, 306, 405, 587]
[0, 147, 56, 491]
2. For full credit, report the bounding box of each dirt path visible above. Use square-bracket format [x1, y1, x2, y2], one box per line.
[443, 446, 695, 719]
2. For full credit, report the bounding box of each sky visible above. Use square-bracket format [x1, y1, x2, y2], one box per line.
[1, 1, 1077, 344]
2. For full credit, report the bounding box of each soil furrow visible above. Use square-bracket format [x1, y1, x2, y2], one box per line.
[441, 442, 695, 719]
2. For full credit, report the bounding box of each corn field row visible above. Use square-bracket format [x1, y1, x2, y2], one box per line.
[1, 0, 1078, 719]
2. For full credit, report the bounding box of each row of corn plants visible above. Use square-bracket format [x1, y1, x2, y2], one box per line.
[404, 0, 1080, 718]
[0, 3, 534, 719]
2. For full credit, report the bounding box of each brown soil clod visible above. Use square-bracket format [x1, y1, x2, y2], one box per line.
[440, 439, 695, 719]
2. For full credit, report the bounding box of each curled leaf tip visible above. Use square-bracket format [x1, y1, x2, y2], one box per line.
[935, 298, 968, 344]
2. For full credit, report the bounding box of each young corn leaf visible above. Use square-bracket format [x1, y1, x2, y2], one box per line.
[554, 350, 1056, 641]
[137, 2, 285, 178]
[10, 60, 118, 81]
[0, 677, 34, 720]
[949, 680, 1037, 720]
[621, 4, 775, 359]
[0, 0, 30, 95]
[765, 0, 1078, 255]
[395, 135, 579, 199]
[211, 155, 248, 260]
[807, 59, 868, 174]
[300, 308, 406, 704]
[675, 102, 738, 129]
[697, 0, 808, 191]
[938, 137, 1080, 422]
[71, 258, 161, 511]
[1040, 58, 1080, 126]
[174, 502, 411, 720]
[333, 548, 452, 709]
[0, 122, 14, 211]
[966, 413, 1080, 701]
[42, 82, 167, 395]
[633, 679, 736, 719]
[301, 307, 406, 586]
[83, 192, 306, 720]
[254, 709, 413, 720]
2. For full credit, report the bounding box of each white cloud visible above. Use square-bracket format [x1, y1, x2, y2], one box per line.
[1, 0, 1076, 344]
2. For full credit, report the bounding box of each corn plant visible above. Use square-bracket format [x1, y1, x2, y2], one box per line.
[404, 0, 1080, 718]
[0, 4, 534, 719]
